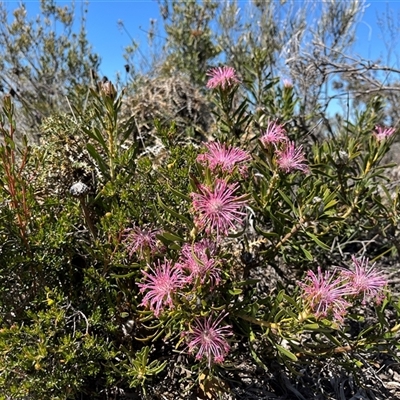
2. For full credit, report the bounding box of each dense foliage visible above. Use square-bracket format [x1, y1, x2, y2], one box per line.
[0, 1, 399, 399]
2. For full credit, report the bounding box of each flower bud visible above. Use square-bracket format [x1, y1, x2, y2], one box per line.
[2, 94, 12, 114]
[101, 80, 117, 99]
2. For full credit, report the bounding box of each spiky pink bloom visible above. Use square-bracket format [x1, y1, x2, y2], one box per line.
[123, 226, 160, 259]
[342, 256, 387, 305]
[137, 259, 184, 317]
[206, 66, 240, 90]
[299, 267, 355, 323]
[283, 79, 293, 88]
[183, 313, 233, 367]
[191, 179, 248, 237]
[260, 121, 288, 147]
[275, 141, 310, 174]
[178, 239, 221, 287]
[196, 142, 250, 176]
[373, 126, 396, 142]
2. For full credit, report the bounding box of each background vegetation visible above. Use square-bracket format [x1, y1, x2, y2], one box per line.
[0, 1, 399, 399]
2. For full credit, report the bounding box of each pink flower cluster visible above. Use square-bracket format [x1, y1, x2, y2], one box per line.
[260, 121, 288, 147]
[177, 239, 221, 287]
[137, 259, 184, 317]
[275, 142, 310, 174]
[373, 126, 396, 142]
[299, 256, 387, 323]
[191, 179, 248, 237]
[123, 225, 161, 259]
[343, 256, 387, 305]
[206, 66, 240, 90]
[196, 141, 250, 177]
[183, 312, 233, 368]
[299, 267, 353, 323]
[191, 139, 252, 238]
[137, 242, 231, 367]
[283, 79, 293, 88]
[260, 120, 310, 174]
[137, 240, 222, 317]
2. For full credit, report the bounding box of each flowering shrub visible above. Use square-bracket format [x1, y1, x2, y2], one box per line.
[0, 65, 399, 399]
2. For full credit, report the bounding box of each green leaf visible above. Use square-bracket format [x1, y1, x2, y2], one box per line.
[302, 323, 320, 330]
[305, 232, 330, 250]
[277, 189, 294, 210]
[300, 246, 313, 261]
[228, 288, 243, 295]
[168, 185, 191, 202]
[157, 194, 193, 226]
[322, 331, 342, 347]
[84, 126, 108, 152]
[255, 224, 279, 238]
[235, 279, 260, 286]
[275, 344, 298, 361]
[87, 143, 108, 176]
[158, 231, 184, 242]
[282, 294, 301, 309]
[111, 271, 138, 279]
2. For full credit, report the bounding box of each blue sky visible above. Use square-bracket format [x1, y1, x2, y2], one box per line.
[4, 1, 400, 79]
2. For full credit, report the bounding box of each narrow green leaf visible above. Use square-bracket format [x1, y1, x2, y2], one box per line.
[277, 189, 294, 209]
[275, 344, 298, 361]
[111, 271, 138, 279]
[228, 288, 243, 295]
[83, 126, 108, 152]
[322, 332, 342, 347]
[168, 185, 191, 202]
[302, 323, 320, 330]
[282, 294, 301, 308]
[86, 143, 108, 176]
[157, 194, 193, 226]
[305, 232, 330, 250]
[235, 279, 260, 286]
[255, 224, 279, 238]
[300, 246, 313, 261]
[158, 231, 184, 242]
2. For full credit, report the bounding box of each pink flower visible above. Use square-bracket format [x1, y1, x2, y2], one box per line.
[342, 256, 387, 305]
[373, 126, 395, 141]
[137, 259, 184, 317]
[183, 313, 233, 367]
[283, 79, 293, 88]
[178, 239, 221, 287]
[260, 121, 288, 147]
[196, 142, 250, 176]
[275, 141, 310, 174]
[191, 179, 248, 237]
[299, 267, 355, 323]
[206, 66, 240, 90]
[123, 226, 160, 259]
